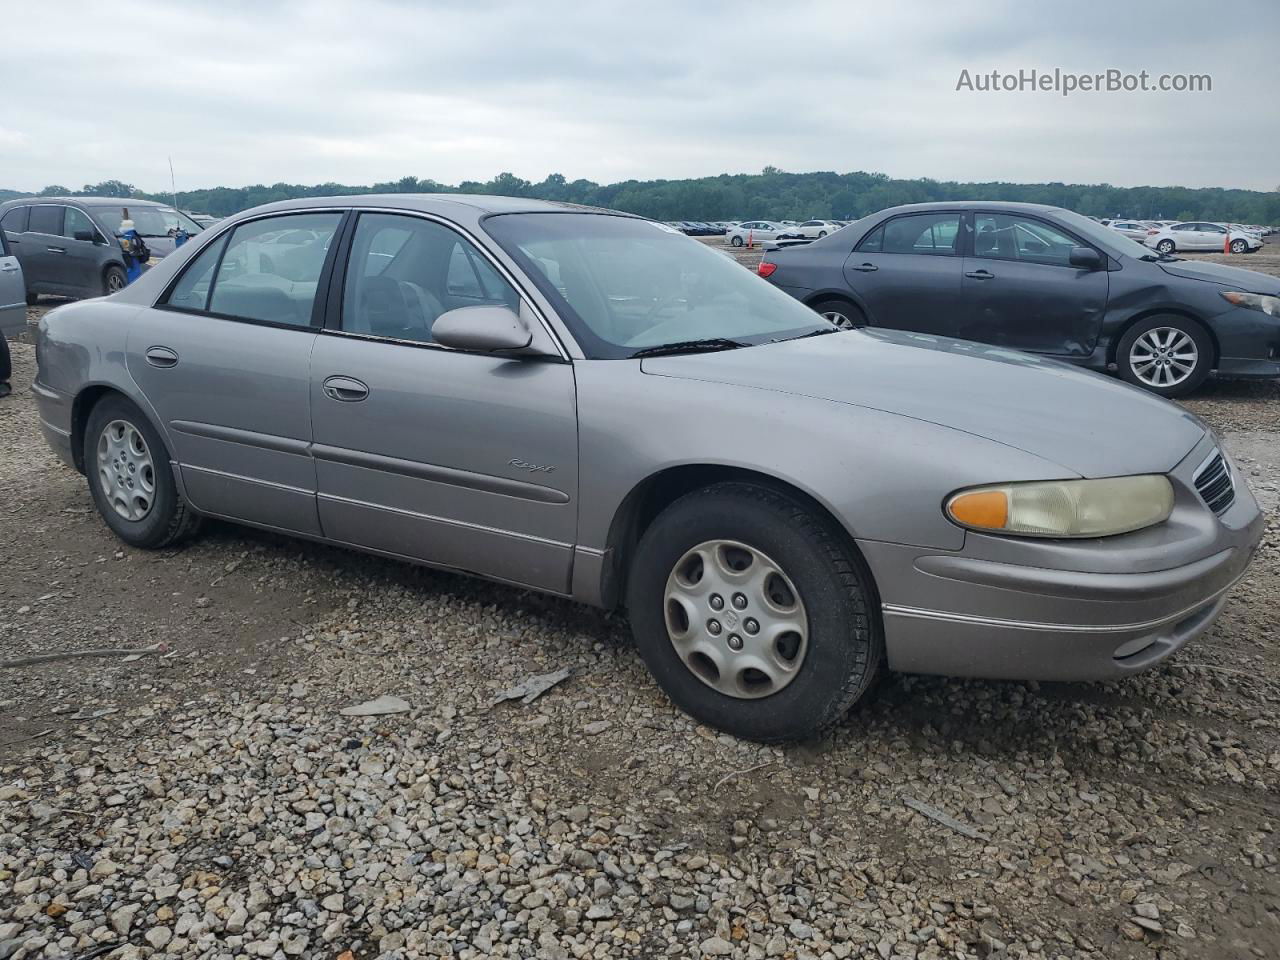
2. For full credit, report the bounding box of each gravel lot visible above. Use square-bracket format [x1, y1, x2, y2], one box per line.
[2, 267, 1279, 960]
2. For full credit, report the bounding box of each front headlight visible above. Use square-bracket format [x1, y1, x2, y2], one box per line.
[1222, 291, 1280, 316]
[946, 476, 1174, 538]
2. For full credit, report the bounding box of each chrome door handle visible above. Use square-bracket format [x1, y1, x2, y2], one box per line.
[0, 263, 17, 272]
[47, 246, 66, 254]
[849, 263, 879, 272]
[144, 346, 179, 368]
[965, 269, 995, 280]
[322, 376, 369, 402]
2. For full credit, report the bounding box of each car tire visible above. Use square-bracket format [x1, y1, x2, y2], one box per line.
[84, 395, 202, 549]
[103, 265, 127, 295]
[25, 291, 38, 306]
[626, 482, 883, 742]
[731, 235, 744, 247]
[1116, 315, 1213, 398]
[1230, 239, 1248, 254]
[818, 230, 828, 238]
[1155, 239, 1175, 254]
[811, 298, 866, 330]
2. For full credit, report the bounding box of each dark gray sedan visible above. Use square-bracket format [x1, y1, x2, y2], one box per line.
[32, 195, 1264, 741]
[760, 201, 1280, 396]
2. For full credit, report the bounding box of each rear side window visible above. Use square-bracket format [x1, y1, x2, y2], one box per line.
[28, 205, 64, 235]
[163, 212, 342, 326]
[859, 213, 960, 256]
[0, 206, 28, 235]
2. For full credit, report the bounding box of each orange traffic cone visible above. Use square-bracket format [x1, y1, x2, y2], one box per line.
[1224, 231, 1231, 255]
[747, 229, 754, 249]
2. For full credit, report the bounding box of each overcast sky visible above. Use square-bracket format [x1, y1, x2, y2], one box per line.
[3, 0, 1276, 194]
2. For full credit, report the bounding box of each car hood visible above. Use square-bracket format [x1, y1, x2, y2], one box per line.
[1156, 258, 1280, 293]
[640, 329, 1207, 478]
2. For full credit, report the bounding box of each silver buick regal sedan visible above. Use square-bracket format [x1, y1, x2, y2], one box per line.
[32, 195, 1264, 741]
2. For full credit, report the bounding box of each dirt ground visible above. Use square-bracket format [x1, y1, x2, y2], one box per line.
[2, 248, 1279, 959]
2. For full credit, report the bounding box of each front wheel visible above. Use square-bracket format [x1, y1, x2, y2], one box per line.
[811, 298, 865, 330]
[1155, 239, 1175, 254]
[84, 395, 202, 548]
[1230, 239, 1248, 254]
[627, 483, 882, 741]
[103, 265, 127, 295]
[1116, 316, 1212, 397]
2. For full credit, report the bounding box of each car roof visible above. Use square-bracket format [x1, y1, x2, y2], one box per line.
[865, 200, 1071, 217]
[0, 196, 175, 209]
[224, 193, 633, 219]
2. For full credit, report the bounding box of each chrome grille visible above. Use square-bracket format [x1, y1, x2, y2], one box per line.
[1194, 451, 1235, 515]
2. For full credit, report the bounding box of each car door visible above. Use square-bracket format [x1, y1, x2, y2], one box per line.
[126, 210, 346, 534]
[23, 204, 67, 291]
[1170, 222, 1201, 250]
[958, 211, 1108, 356]
[0, 206, 31, 288]
[841, 210, 963, 337]
[0, 229, 25, 336]
[60, 206, 106, 294]
[309, 211, 579, 593]
[1199, 223, 1228, 251]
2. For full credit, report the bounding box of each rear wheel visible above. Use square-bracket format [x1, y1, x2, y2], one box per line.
[627, 483, 882, 741]
[1155, 239, 1175, 255]
[84, 395, 201, 548]
[103, 265, 127, 295]
[1116, 316, 1212, 397]
[731, 235, 744, 247]
[817, 230, 828, 238]
[811, 298, 865, 330]
[25, 291, 38, 306]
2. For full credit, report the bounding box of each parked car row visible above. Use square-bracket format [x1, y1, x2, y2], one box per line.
[31, 193, 1265, 742]
[0, 197, 206, 301]
[760, 201, 1280, 398]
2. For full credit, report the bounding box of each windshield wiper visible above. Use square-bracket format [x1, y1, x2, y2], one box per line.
[1139, 253, 1181, 263]
[630, 338, 749, 358]
[771, 327, 840, 343]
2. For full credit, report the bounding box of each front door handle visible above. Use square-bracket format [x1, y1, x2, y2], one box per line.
[0, 263, 17, 273]
[849, 262, 879, 272]
[47, 246, 66, 255]
[322, 376, 369, 402]
[144, 346, 179, 368]
[965, 269, 995, 280]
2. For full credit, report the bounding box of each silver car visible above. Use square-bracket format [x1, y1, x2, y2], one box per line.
[0, 228, 24, 337]
[32, 195, 1264, 741]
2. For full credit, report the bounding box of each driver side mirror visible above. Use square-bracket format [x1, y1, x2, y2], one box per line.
[432, 305, 532, 352]
[73, 230, 96, 243]
[1069, 246, 1103, 270]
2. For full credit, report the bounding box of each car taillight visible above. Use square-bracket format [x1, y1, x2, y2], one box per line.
[758, 261, 777, 278]
[1146, 229, 1159, 235]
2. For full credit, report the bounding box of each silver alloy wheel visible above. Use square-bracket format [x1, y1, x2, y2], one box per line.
[822, 310, 856, 329]
[106, 270, 126, 292]
[663, 539, 809, 699]
[1129, 327, 1198, 388]
[96, 419, 156, 521]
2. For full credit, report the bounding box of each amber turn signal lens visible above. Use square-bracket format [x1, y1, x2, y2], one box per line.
[946, 490, 1009, 530]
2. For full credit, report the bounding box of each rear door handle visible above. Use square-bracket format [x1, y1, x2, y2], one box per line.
[322, 375, 369, 402]
[47, 246, 66, 255]
[965, 269, 995, 280]
[144, 346, 179, 368]
[849, 262, 879, 272]
[0, 263, 17, 273]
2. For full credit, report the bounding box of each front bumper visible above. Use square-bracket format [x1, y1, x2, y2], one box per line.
[861, 433, 1265, 682]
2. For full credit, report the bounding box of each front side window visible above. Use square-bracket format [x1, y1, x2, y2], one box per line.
[63, 207, 98, 240]
[859, 213, 961, 256]
[163, 213, 341, 326]
[341, 213, 518, 344]
[484, 213, 830, 359]
[973, 214, 1080, 266]
[28, 205, 64, 236]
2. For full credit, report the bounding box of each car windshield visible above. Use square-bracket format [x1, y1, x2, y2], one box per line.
[483, 213, 831, 358]
[1052, 208, 1153, 259]
[89, 205, 203, 238]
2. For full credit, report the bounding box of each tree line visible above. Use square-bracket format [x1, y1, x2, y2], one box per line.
[4, 169, 1279, 225]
